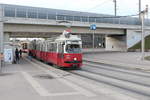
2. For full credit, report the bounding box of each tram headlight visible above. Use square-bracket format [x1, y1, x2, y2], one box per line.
[74, 58, 77, 61]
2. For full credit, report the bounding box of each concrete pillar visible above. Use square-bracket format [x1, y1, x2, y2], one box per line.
[0, 5, 4, 53]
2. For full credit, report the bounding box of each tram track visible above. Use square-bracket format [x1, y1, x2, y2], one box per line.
[68, 62, 150, 98]
[70, 70, 150, 98]
[83, 60, 134, 70]
[81, 67, 150, 87]
[83, 62, 150, 78]
[84, 60, 150, 73]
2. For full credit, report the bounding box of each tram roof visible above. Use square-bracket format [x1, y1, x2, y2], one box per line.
[55, 35, 81, 42]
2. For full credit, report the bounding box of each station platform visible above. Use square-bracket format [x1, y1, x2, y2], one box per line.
[83, 51, 150, 71]
[0, 55, 126, 100]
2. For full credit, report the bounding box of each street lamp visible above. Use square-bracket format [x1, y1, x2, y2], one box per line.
[140, 6, 148, 60]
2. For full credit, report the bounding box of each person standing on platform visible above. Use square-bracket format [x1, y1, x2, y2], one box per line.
[19, 49, 22, 58]
[15, 48, 19, 64]
[28, 50, 32, 61]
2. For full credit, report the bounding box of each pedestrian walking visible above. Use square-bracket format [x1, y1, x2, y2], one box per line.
[19, 49, 22, 58]
[15, 48, 19, 64]
[28, 51, 32, 61]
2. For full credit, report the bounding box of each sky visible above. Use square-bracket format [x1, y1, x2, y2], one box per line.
[1, 0, 149, 40]
[0, 0, 150, 16]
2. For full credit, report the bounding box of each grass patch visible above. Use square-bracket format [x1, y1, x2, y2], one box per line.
[129, 35, 150, 50]
[145, 56, 150, 61]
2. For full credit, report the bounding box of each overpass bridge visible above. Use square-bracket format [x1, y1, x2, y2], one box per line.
[1, 4, 150, 52]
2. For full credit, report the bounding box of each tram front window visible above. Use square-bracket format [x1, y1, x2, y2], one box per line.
[66, 44, 81, 53]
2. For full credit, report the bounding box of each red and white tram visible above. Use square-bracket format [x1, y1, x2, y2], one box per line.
[29, 30, 82, 68]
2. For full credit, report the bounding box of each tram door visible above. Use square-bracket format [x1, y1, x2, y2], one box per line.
[57, 42, 64, 66]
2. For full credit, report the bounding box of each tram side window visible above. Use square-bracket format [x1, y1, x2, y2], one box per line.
[36, 44, 38, 50]
[40, 44, 42, 51]
[51, 43, 57, 52]
[58, 44, 61, 53]
[48, 43, 52, 51]
[44, 43, 47, 52]
[51, 43, 54, 52]
[58, 43, 63, 53]
[37, 43, 40, 50]
[53, 43, 57, 52]
[48, 43, 57, 52]
[42, 44, 45, 51]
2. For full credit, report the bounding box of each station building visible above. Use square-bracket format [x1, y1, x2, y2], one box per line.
[0, 4, 150, 52]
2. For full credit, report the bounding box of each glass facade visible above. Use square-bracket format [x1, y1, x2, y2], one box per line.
[38, 10, 47, 19]
[66, 16, 73, 21]
[16, 8, 26, 18]
[89, 17, 96, 22]
[2, 4, 149, 26]
[4, 7, 15, 17]
[95, 18, 102, 23]
[74, 16, 81, 21]
[81, 17, 88, 22]
[57, 15, 65, 20]
[48, 14, 56, 20]
[27, 8, 37, 18]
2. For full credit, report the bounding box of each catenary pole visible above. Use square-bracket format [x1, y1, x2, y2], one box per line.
[140, 6, 148, 60]
[113, 0, 117, 16]
[139, 0, 141, 14]
[141, 12, 145, 60]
